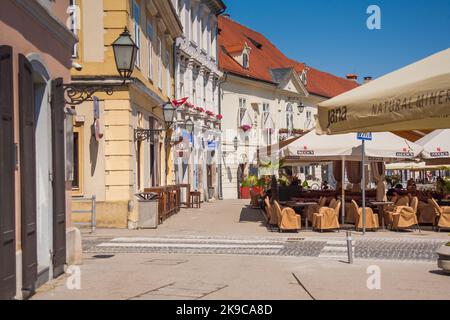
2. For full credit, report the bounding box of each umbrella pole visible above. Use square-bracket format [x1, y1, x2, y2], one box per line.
[341, 157, 345, 225]
[362, 140, 366, 236]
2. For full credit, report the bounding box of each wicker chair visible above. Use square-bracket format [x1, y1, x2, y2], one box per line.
[391, 197, 420, 231]
[429, 198, 450, 231]
[351, 200, 379, 231]
[312, 200, 341, 232]
[273, 201, 301, 232]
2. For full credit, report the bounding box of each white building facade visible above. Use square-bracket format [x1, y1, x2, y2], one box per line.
[218, 16, 358, 199]
[171, 0, 226, 201]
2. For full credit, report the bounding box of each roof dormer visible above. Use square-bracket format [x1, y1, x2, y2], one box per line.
[226, 42, 252, 69]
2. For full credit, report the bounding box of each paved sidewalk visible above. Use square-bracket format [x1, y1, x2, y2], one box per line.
[82, 199, 450, 240]
[33, 253, 450, 300]
[31, 199, 450, 300]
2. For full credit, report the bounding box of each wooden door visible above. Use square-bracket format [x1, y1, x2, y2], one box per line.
[19, 54, 37, 295]
[0, 46, 16, 300]
[51, 79, 66, 278]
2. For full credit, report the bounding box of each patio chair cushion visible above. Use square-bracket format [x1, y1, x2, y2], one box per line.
[274, 201, 301, 231]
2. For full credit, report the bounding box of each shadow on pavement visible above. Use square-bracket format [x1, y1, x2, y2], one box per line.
[239, 207, 265, 227]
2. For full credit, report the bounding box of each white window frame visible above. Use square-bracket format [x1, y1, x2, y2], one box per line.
[243, 53, 249, 69]
[239, 98, 247, 125]
[132, 1, 141, 68]
[286, 103, 294, 132]
[147, 22, 154, 81]
[166, 49, 171, 96]
[158, 37, 163, 89]
[69, 0, 79, 58]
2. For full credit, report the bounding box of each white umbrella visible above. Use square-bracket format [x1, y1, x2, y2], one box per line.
[316, 48, 450, 134]
[281, 131, 423, 162]
[277, 131, 422, 225]
[416, 129, 450, 164]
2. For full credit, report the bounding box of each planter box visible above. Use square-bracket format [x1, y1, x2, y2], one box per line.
[240, 186, 263, 199]
[436, 245, 450, 273]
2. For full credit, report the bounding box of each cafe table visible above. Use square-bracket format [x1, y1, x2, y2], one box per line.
[369, 201, 394, 230]
[282, 201, 318, 230]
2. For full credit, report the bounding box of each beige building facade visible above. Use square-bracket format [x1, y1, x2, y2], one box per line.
[70, 0, 182, 228]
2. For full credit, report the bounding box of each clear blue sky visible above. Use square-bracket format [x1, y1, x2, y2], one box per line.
[224, 0, 450, 80]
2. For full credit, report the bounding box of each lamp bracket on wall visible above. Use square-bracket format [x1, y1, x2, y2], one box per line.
[134, 128, 164, 142]
[63, 84, 114, 106]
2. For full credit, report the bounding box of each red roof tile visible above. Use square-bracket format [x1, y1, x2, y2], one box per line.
[218, 16, 359, 98]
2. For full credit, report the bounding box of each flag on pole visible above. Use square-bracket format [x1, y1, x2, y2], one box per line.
[171, 97, 189, 108]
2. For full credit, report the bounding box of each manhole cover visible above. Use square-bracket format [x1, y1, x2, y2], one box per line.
[92, 254, 115, 259]
[142, 259, 188, 266]
[286, 238, 305, 242]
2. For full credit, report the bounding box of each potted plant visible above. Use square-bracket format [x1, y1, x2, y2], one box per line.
[437, 241, 450, 273]
[240, 124, 252, 132]
[240, 175, 263, 199]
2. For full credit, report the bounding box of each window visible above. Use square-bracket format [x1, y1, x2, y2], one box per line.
[191, 7, 196, 43]
[157, 38, 162, 89]
[242, 53, 249, 69]
[262, 103, 270, 129]
[192, 73, 197, 105]
[147, 22, 154, 80]
[69, 0, 79, 57]
[72, 124, 84, 195]
[132, 1, 141, 67]
[286, 103, 294, 132]
[177, 0, 183, 14]
[239, 98, 247, 125]
[300, 70, 307, 85]
[306, 111, 311, 120]
[166, 49, 171, 96]
[179, 70, 185, 98]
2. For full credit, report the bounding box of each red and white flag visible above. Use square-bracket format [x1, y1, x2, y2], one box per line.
[171, 97, 189, 108]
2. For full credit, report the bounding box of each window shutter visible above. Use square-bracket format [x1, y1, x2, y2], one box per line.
[19, 54, 37, 294]
[51, 78, 66, 278]
[0, 46, 16, 300]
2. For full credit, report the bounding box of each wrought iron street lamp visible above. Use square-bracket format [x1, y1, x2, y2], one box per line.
[233, 136, 239, 151]
[112, 27, 138, 81]
[64, 27, 137, 106]
[162, 102, 176, 128]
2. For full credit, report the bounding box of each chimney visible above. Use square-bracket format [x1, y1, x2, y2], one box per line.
[363, 76, 373, 84]
[346, 74, 358, 82]
[223, 13, 231, 19]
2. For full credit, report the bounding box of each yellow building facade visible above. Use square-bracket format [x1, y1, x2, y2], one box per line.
[70, 0, 182, 228]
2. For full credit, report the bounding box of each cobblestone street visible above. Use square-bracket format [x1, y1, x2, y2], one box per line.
[32, 200, 450, 300]
[80, 200, 449, 262]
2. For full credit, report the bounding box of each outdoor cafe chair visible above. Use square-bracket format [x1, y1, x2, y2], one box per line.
[391, 197, 420, 232]
[249, 189, 260, 209]
[384, 196, 410, 227]
[306, 196, 327, 223]
[312, 198, 336, 227]
[312, 200, 341, 232]
[273, 201, 301, 232]
[417, 200, 438, 225]
[351, 200, 379, 231]
[429, 198, 450, 231]
[264, 197, 278, 227]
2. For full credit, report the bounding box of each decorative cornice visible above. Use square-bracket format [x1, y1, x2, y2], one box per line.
[13, 0, 78, 49]
[176, 37, 222, 77]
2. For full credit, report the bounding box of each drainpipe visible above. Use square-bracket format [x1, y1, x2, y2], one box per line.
[217, 71, 228, 200]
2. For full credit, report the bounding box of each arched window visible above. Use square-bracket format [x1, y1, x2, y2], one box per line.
[286, 103, 294, 132]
